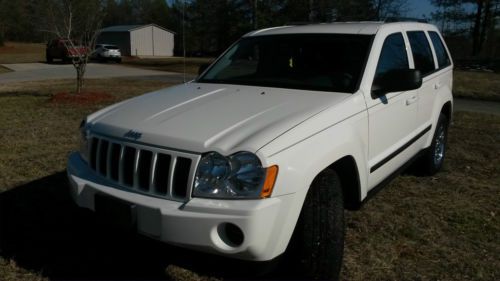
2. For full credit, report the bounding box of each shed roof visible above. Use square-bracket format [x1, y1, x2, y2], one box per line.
[100, 24, 175, 34]
[100, 25, 142, 32]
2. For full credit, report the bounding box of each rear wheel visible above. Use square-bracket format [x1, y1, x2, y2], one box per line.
[417, 113, 449, 175]
[289, 169, 345, 280]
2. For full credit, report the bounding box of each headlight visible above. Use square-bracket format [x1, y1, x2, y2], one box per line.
[79, 119, 90, 163]
[193, 152, 278, 199]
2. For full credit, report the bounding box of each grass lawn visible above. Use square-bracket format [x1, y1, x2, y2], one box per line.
[342, 111, 500, 280]
[454, 70, 500, 102]
[122, 56, 214, 74]
[0, 42, 45, 64]
[0, 80, 499, 280]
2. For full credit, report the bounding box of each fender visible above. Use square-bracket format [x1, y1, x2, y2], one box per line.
[258, 93, 368, 197]
[255, 100, 369, 257]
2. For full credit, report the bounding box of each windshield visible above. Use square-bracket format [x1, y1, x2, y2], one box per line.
[198, 34, 373, 93]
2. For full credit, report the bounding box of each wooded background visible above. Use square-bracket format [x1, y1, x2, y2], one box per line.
[0, 0, 499, 61]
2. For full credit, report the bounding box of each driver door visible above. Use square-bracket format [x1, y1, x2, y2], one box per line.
[366, 32, 419, 188]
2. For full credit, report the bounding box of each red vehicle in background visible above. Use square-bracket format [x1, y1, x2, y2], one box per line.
[46, 38, 89, 63]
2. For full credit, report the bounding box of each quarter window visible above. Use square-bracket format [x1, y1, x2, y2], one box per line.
[429, 31, 451, 69]
[375, 33, 409, 79]
[407, 31, 436, 76]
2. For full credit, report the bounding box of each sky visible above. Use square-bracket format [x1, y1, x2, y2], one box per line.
[406, 0, 436, 19]
[167, 0, 439, 19]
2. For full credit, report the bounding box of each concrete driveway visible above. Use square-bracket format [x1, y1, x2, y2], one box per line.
[0, 62, 196, 84]
[454, 98, 500, 115]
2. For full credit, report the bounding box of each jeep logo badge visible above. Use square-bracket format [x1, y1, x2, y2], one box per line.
[123, 130, 142, 140]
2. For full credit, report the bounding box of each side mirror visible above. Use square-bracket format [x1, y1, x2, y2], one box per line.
[198, 63, 211, 76]
[371, 69, 422, 97]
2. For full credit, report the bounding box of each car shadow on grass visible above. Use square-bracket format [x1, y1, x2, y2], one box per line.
[0, 172, 301, 280]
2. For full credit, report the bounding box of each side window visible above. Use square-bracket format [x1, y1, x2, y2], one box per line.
[407, 31, 435, 76]
[375, 33, 409, 79]
[429, 31, 451, 69]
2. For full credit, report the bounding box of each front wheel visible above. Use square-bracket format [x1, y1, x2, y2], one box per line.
[417, 113, 449, 175]
[288, 169, 345, 280]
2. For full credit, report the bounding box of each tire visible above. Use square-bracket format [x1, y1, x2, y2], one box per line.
[417, 113, 449, 175]
[46, 52, 53, 63]
[289, 169, 345, 280]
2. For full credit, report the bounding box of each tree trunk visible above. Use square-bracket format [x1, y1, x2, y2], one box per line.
[376, 0, 382, 20]
[76, 68, 82, 94]
[479, 0, 492, 55]
[309, 0, 316, 22]
[472, 0, 484, 56]
[75, 61, 86, 94]
[252, 0, 257, 29]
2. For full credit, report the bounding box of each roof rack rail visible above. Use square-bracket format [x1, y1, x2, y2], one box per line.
[385, 17, 428, 23]
[286, 21, 321, 26]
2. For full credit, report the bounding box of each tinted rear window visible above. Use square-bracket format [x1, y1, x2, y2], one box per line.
[428, 31, 451, 69]
[407, 31, 436, 76]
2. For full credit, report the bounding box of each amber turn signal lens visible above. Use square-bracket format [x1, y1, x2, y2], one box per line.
[260, 165, 278, 198]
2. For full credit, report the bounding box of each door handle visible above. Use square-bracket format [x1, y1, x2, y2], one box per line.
[406, 96, 418, 105]
[434, 83, 442, 90]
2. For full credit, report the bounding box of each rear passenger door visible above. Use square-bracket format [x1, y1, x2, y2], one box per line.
[405, 29, 451, 135]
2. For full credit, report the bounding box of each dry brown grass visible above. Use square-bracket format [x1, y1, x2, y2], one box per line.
[0, 42, 45, 64]
[0, 79, 174, 191]
[0, 79, 498, 280]
[0, 257, 47, 281]
[454, 70, 500, 102]
[341, 111, 500, 280]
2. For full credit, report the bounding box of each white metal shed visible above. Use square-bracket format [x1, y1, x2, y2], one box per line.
[98, 24, 175, 57]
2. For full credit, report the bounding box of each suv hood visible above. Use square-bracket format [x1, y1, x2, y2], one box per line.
[89, 82, 350, 155]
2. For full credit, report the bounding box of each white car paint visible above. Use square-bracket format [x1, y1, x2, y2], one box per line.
[88, 83, 351, 155]
[67, 22, 453, 261]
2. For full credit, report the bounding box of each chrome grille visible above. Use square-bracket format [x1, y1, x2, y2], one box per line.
[88, 135, 200, 201]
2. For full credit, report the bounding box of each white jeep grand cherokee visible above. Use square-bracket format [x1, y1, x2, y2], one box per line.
[67, 22, 453, 280]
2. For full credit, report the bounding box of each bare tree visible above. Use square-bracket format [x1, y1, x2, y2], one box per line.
[39, 0, 105, 94]
[374, 0, 409, 20]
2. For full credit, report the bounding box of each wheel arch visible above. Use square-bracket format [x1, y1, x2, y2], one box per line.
[327, 156, 362, 210]
[441, 100, 452, 124]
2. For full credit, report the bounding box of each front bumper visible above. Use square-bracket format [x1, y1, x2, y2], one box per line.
[67, 152, 294, 261]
